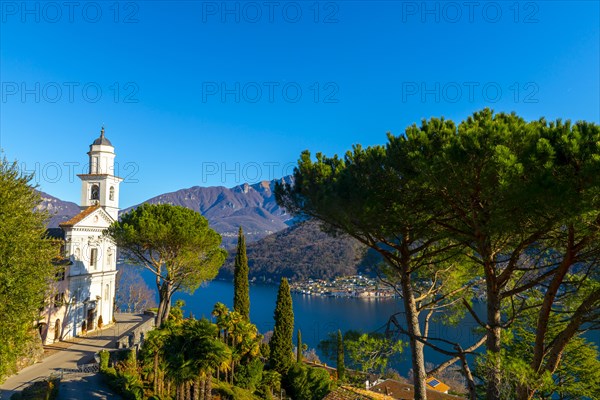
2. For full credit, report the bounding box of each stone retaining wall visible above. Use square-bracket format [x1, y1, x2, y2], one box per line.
[115, 315, 155, 349]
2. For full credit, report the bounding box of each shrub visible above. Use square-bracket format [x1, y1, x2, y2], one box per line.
[99, 350, 110, 371]
[235, 358, 264, 391]
[285, 363, 332, 400]
[213, 381, 260, 400]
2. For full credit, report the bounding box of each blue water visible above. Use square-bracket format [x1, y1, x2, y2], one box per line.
[134, 266, 484, 372]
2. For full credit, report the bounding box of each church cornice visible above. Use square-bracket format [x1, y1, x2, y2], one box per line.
[78, 173, 124, 182]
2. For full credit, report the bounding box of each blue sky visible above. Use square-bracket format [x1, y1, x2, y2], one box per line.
[1, 1, 598, 207]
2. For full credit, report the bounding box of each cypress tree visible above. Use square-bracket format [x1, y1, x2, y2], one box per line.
[270, 278, 294, 374]
[297, 329, 302, 363]
[337, 329, 345, 381]
[233, 226, 250, 320]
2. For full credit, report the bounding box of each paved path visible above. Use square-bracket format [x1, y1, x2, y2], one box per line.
[57, 374, 122, 400]
[0, 313, 150, 400]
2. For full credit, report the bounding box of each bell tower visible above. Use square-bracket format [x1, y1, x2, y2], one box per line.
[78, 127, 123, 220]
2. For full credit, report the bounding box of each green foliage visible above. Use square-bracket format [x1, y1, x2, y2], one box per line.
[345, 332, 404, 374]
[105, 203, 227, 326]
[284, 363, 332, 400]
[278, 109, 600, 399]
[100, 348, 143, 400]
[0, 158, 55, 382]
[269, 278, 294, 374]
[260, 342, 270, 359]
[493, 304, 600, 400]
[235, 358, 264, 391]
[296, 329, 302, 363]
[233, 226, 251, 320]
[213, 380, 262, 400]
[319, 330, 403, 375]
[259, 370, 281, 398]
[336, 329, 345, 381]
[99, 350, 110, 370]
[168, 299, 185, 322]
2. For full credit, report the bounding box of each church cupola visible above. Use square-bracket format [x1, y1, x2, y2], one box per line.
[78, 127, 123, 220]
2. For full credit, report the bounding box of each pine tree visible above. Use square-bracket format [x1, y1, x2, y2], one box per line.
[270, 278, 294, 374]
[337, 330, 345, 381]
[233, 226, 250, 320]
[297, 329, 302, 363]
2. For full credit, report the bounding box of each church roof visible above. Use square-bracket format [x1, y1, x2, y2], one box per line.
[92, 127, 113, 146]
[59, 205, 101, 227]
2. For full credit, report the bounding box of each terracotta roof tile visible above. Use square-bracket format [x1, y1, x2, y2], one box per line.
[59, 205, 101, 227]
[426, 377, 451, 393]
[370, 380, 464, 400]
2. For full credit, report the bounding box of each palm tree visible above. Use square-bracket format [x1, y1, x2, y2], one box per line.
[212, 302, 231, 342]
[163, 322, 197, 400]
[141, 327, 170, 395]
[184, 318, 232, 400]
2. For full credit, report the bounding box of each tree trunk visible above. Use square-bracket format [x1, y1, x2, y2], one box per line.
[400, 270, 427, 400]
[457, 346, 477, 400]
[517, 240, 576, 400]
[205, 374, 212, 400]
[196, 371, 205, 400]
[485, 283, 502, 400]
[156, 281, 173, 327]
[231, 361, 235, 384]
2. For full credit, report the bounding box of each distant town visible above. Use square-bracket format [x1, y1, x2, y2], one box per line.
[289, 275, 397, 299]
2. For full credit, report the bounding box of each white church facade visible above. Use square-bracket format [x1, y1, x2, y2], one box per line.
[39, 128, 121, 344]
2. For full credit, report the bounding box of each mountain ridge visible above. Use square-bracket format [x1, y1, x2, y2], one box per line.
[39, 177, 294, 246]
[36, 178, 376, 281]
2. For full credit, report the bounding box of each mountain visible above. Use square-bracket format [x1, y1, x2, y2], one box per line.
[121, 177, 294, 246]
[35, 191, 81, 228]
[219, 220, 378, 283]
[36, 181, 380, 282]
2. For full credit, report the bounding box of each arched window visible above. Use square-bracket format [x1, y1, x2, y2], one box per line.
[109, 186, 115, 201]
[91, 184, 100, 200]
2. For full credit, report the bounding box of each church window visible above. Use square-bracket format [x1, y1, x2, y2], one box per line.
[105, 284, 110, 300]
[91, 185, 100, 201]
[109, 186, 115, 201]
[93, 157, 99, 173]
[90, 248, 98, 269]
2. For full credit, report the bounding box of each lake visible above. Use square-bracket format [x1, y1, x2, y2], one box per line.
[135, 268, 484, 373]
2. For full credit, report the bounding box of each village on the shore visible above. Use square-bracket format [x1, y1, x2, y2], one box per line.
[288, 275, 397, 299]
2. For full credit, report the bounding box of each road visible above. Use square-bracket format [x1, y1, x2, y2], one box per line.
[0, 313, 150, 400]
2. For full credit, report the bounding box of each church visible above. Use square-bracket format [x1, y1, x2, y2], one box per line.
[39, 128, 121, 344]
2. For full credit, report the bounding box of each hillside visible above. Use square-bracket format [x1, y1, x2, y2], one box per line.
[35, 191, 81, 228]
[220, 220, 378, 283]
[121, 177, 294, 245]
[36, 179, 379, 282]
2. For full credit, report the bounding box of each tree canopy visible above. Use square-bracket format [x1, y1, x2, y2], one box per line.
[233, 226, 250, 320]
[0, 158, 55, 382]
[269, 278, 294, 374]
[277, 109, 600, 400]
[105, 203, 227, 326]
